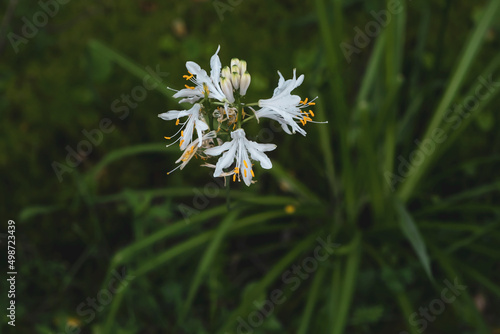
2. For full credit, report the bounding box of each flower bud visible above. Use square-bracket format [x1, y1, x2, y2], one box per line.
[231, 71, 240, 90]
[238, 60, 247, 75]
[221, 77, 235, 103]
[239, 71, 251, 96]
[222, 66, 231, 79]
[231, 58, 240, 68]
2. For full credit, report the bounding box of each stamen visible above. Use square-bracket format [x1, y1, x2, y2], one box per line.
[244, 170, 247, 177]
[176, 119, 180, 125]
[179, 140, 184, 147]
[234, 167, 239, 173]
[251, 169, 255, 177]
[309, 102, 316, 106]
[233, 174, 236, 182]
[301, 98, 308, 105]
[184, 85, 195, 90]
[309, 109, 315, 117]
[304, 117, 313, 122]
[181, 131, 184, 137]
[182, 71, 194, 80]
[167, 164, 182, 175]
[164, 136, 171, 140]
[243, 160, 248, 168]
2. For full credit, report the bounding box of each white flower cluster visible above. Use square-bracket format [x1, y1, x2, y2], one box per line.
[159, 46, 321, 186]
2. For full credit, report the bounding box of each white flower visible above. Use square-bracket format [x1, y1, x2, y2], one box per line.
[204, 128, 276, 186]
[158, 103, 209, 150]
[172, 46, 233, 104]
[255, 69, 317, 136]
[168, 131, 217, 174]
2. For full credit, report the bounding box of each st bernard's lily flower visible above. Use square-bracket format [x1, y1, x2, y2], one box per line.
[158, 103, 209, 150]
[172, 46, 233, 104]
[204, 128, 276, 186]
[255, 69, 318, 136]
[159, 46, 324, 186]
[168, 131, 217, 174]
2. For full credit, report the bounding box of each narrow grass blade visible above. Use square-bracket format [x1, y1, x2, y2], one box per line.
[87, 143, 175, 182]
[217, 234, 317, 333]
[111, 205, 227, 267]
[429, 243, 490, 333]
[399, 0, 500, 201]
[331, 232, 361, 334]
[297, 265, 326, 334]
[395, 199, 433, 280]
[181, 210, 239, 318]
[88, 39, 176, 100]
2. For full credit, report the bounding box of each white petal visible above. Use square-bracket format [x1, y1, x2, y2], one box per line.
[246, 145, 274, 169]
[240, 148, 253, 186]
[205, 141, 233, 156]
[195, 119, 209, 146]
[210, 45, 222, 86]
[213, 144, 237, 176]
[158, 109, 189, 120]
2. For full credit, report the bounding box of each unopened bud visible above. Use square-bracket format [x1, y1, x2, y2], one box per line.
[238, 60, 247, 75]
[221, 77, 235, 103]
[239, 71, 251, 96]
[222, 66, 231, 79]
[231, 72, 240, 90]
[230, 58, 240, 68]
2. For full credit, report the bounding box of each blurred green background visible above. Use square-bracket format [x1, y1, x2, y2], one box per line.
[1, 0, 500, 333]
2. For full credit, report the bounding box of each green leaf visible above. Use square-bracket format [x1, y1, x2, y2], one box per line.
[395, 199, 433, 280]
[297, 265, 326, 334]
[181, 210, 239, 318]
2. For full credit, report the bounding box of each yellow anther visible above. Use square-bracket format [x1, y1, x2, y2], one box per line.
[233, 124, 236, 130]
[242, 108, 246, 119]
[300, 119, 306, 126]
[181, 130, 184, 137]
[309, 109, 315, 117]
[309, 102, 316, 106]
[285, 205, 296, 214]
[179, 140, 184, 147]
[185, 85, 195, 90]
[233, 174, 236, 182]
[243, 160, 248, 168]
[244, 170, 247, 177]
[301, 98, 308, 105]
[164, 136, 171, 140]
[176, 119, 180, 125]
[182, 71, 194, 80]
[234, 167, 239, 173]
[304, 116, 313, 122]
[251, 169, 255, 177]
